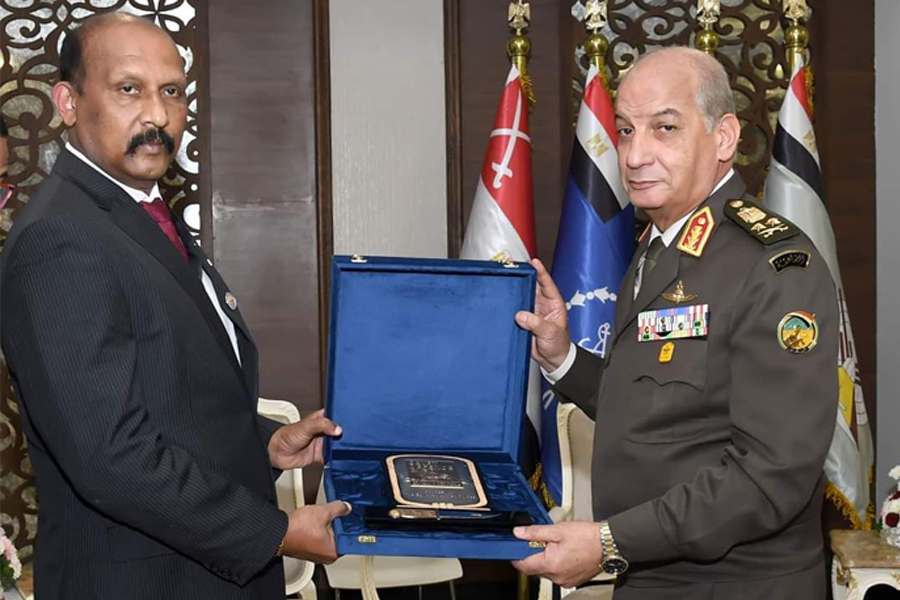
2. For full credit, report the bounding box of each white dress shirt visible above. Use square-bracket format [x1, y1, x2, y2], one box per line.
[66, 143, 242, 364]
[543, 169, 735, 384]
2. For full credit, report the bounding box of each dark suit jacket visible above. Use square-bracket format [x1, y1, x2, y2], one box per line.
[553, 174, 837, 597]
[1, 150, 289, 598]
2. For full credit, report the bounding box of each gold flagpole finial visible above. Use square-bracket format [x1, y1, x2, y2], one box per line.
[582, 0, 611, 93]
[508, 1, 535, 105]
[508, 0, 531, 35]
[694, 0, 721, 56]
[783, 0, 812, 114]
[784, 0, 808, 26]
[783, 0, 809, 74]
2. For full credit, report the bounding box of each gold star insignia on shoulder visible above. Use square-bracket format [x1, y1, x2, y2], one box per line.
[724, 198, 799, 245]
[661, 281, 697, 304]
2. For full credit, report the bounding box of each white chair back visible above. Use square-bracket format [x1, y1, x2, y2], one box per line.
[558, 403, 596, 523]
[257, 398, 316, 598]
[539, 402, 614, 600]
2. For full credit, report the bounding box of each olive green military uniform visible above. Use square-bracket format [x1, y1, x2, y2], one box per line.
[553, 174, 838, 598]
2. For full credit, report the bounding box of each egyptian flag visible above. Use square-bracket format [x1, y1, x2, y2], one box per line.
[537, 65, 634, 506]
[460, 65, 541, 474]
[764, 56, 874, 528]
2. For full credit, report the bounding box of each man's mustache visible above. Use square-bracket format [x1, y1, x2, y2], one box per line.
[125, 128, 176, 156]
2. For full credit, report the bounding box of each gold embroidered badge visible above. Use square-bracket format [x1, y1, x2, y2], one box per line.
[676, 207, 715, 258]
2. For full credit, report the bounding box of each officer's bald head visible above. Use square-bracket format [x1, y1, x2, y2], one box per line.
[621, 46, 736, 133]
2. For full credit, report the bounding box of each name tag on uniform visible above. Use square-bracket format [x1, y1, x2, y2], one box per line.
[638, 304, 709, 342]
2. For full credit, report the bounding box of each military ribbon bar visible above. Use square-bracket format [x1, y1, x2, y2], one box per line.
[638, 304, 709, 342]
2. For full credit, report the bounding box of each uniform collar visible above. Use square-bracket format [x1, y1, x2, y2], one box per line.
[649, 168, 735, 248]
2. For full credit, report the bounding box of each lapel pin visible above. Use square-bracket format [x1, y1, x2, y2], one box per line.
[662, 280, 697, 304]
[224, 292, 238, 311]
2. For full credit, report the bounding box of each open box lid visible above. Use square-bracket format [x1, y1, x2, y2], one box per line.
[325, 255, 536, 465]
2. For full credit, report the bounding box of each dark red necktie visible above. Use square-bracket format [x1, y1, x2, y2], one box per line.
[142, 198, 188, 261]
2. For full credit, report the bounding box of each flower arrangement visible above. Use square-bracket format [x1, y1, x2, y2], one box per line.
[1, 534, 22, 590]
[881, 465, 900, 549]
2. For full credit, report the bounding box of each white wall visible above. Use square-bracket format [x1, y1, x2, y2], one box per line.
[330, 0, 447, 258]
[875, 0, 900, 503]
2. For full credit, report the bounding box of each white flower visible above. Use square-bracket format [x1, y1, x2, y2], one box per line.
[889, 465, 900, 482]
[0, 534, 21, 580]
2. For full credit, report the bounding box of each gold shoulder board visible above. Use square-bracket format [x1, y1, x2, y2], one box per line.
[676, 206, 715, 257]
[724, 198, 799, 245]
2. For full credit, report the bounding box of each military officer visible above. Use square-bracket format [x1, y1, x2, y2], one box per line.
[512, 46, 838, 599]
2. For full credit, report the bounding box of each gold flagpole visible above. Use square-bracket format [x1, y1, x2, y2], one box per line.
[509, 6, 534, 598]
[784, 0, 810, 73]
[508, 0, 535, 105]
[583, 0, 612, 93]
[509, 15, 534, 600]
[695, 0, 721, 56]
[783, 0, 813, 113]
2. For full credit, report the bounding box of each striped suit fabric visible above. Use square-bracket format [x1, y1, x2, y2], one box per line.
[1, 150, 289, 598]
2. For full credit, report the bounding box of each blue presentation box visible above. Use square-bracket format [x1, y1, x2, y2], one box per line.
[324, 255, 552, 559]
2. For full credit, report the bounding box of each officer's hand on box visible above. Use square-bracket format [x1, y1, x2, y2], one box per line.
[515, 258, 571, 372]
[511, 521, 604, 588]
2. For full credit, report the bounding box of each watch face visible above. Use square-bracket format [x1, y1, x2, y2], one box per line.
[602, 556, 629, 576]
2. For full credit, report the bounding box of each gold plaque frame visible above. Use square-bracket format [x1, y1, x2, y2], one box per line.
[386, 454, 489, 510]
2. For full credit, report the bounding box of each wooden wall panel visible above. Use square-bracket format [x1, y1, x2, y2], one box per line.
[207, 0, 327, 498]
[811, 0, 877, 476]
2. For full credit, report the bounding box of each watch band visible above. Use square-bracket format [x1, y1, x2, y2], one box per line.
[599, 520, 629, 576]
[599, 520, 619, 555]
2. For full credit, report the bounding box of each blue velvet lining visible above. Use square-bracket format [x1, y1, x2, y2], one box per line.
[327, 455, 552, 547]
[326, 257, 535, 462]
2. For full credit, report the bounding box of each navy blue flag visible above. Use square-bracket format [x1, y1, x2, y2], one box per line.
[539, 66, 635, 506]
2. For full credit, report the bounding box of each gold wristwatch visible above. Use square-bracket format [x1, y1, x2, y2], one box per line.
[598, 520, 628, 576]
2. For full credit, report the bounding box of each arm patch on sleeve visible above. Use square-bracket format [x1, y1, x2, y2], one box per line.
[768, 250, 811, 274]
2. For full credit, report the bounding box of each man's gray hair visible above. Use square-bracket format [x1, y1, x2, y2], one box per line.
[626, 46, 736, 132]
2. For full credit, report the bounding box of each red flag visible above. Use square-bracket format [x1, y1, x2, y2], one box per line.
[461, 65, 536, 261]
[461, 65, 541, 471]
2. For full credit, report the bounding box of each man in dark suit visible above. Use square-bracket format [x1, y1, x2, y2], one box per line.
[0, 13, 349, 598]
[512, 47, 838, 598]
